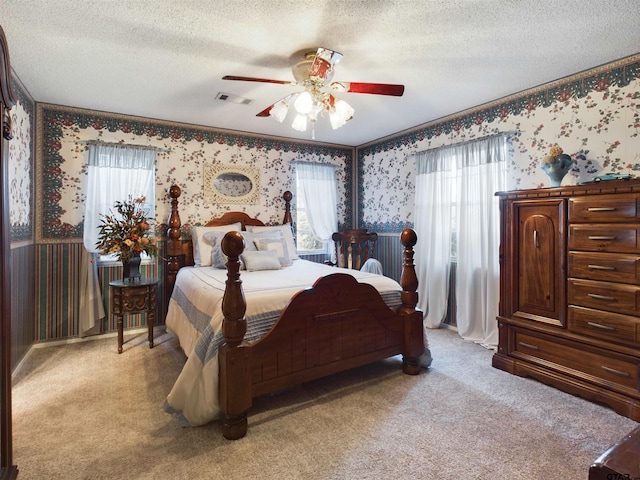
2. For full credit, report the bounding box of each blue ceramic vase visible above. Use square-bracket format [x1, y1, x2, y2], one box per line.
[541, 154, 574, 187]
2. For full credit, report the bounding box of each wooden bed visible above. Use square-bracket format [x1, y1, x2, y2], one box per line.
[164, 185, 425, 439]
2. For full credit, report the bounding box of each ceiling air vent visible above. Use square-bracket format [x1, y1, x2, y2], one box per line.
[215, 92, 252, 105]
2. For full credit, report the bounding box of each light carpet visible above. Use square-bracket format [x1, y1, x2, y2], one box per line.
[12, 327, 639, 479]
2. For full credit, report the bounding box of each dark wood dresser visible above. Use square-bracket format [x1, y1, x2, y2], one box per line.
[492, 180, 640, 421]
[589, 425, 640, 479]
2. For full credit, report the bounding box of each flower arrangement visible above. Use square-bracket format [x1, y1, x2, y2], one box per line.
[541, 145, 573, 166]
[96, 196, 158, 262]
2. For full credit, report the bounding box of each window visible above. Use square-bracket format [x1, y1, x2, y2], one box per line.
[295, 184, 325, 252]
[82, 143, 156, 263]
[295, 163, 338, 255]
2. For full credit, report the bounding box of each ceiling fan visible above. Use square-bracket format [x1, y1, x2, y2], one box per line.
[222, 47, 404, 139]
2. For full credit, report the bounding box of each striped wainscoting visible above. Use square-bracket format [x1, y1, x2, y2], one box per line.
[299, 252, 330, 264]
[375, 233, 406, 284]
[444, 262, 457, 327]
[34, 236, 411, 342]
[12, 243, 35, 368]
[36, 242, 167, 342]
[36, 243, 81, 340]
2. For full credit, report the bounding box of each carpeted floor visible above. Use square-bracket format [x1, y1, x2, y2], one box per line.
[11, 327, 639, 479]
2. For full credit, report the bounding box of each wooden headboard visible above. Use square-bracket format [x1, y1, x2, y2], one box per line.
[163, 186, 293, 313]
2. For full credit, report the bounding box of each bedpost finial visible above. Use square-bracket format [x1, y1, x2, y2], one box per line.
[169, 185, 181, 199]
[282, 190, 293, 225]
[221, 231, 245, 257]
[400, 228, 417, 248]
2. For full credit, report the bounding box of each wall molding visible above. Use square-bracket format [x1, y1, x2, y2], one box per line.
[357, 53, 640, 155]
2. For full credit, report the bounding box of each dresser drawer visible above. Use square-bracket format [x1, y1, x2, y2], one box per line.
[569, 225, 640, 253]
[568, 305, 640, 345]
[568, 252, 640, 284]
[513, 331, 639, 392]
[568, 278, 640, 316]
[569, 195, 640, 223]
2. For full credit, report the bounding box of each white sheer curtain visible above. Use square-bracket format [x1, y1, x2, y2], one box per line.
[414, 135, 508, 347]
[83, 144, 156, 252]
[295, 162, 338, 242]
[80, 143, 156, 336]
[455, 136, 507, 346]
[414, 151, 454, 328]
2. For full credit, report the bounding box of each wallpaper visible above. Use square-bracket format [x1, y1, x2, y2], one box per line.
[37, 108, 354, 243]
[30, 52, 640, 342]
[358, 54, 640, 232]
[34, 108, 354, 340]
[8, 75, 35, 242]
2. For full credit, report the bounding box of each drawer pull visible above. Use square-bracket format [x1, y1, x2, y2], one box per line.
[587, 207, 617, 212]
[587, 293, 616, 301]
[518, 341, 539, 351]
[587, 235, 616, 241]
[601, 365, 631, 377]
[586, 321, 616, 331]
[587, 264, 616, 271]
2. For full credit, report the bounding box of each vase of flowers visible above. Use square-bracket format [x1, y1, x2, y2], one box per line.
[540, 146, 575, 187]
[96, 196, 158, 282]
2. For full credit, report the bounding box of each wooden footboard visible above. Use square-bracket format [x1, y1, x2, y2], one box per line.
[218, 228, 423, 440]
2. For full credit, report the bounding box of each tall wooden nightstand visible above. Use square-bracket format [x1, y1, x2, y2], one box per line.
[109, 278, 159, 354]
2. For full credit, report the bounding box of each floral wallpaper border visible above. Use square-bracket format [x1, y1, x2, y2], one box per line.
[358, 54, 640, 157]
[36, 105, 353, 242]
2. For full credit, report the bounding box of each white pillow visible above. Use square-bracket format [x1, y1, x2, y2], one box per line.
[254, 237, 291, 266]
[191, 223, 242, 267]
[246, 224, 298, 260]
[241, 250, 281, 272]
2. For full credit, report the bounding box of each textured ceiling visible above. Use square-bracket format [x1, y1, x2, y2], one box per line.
[1, 0, 639, 146]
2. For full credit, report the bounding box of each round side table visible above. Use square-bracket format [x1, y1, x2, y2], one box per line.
[109, 277, 159, 354]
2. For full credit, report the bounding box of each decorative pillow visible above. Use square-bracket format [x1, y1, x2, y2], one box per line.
[203, 230, 283, 268]
[241, 250, 282, 272]
[246, 224, 298, 260]
[203, 232, 230, 269]
[254, 237, 291, 266]
[240, 230, 283, 252]
[192, 223, 242, 267]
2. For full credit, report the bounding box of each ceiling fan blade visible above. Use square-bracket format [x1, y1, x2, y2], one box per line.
[222, 75, 293, 86]
[256, 94, 296, 118]
[308, 48, 343, 83]
[256, 105, 274, 117]
[330, 81, 405, 96]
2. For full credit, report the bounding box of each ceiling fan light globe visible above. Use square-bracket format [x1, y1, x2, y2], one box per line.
[270, 101, 289, 123]
[294, 91, 313, 115]
[291, 114, 308, 132]
[329, 112, 346, 130]
[330, 99, 354, 129]
[335, 99, 354, 119]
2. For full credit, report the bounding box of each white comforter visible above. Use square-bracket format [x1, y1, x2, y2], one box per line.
[164, 259, 403, 426]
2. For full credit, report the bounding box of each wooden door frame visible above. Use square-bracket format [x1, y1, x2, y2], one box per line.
[0, 24, 19, 479]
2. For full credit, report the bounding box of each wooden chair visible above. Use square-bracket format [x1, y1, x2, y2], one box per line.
[329, 229, 378, 270]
